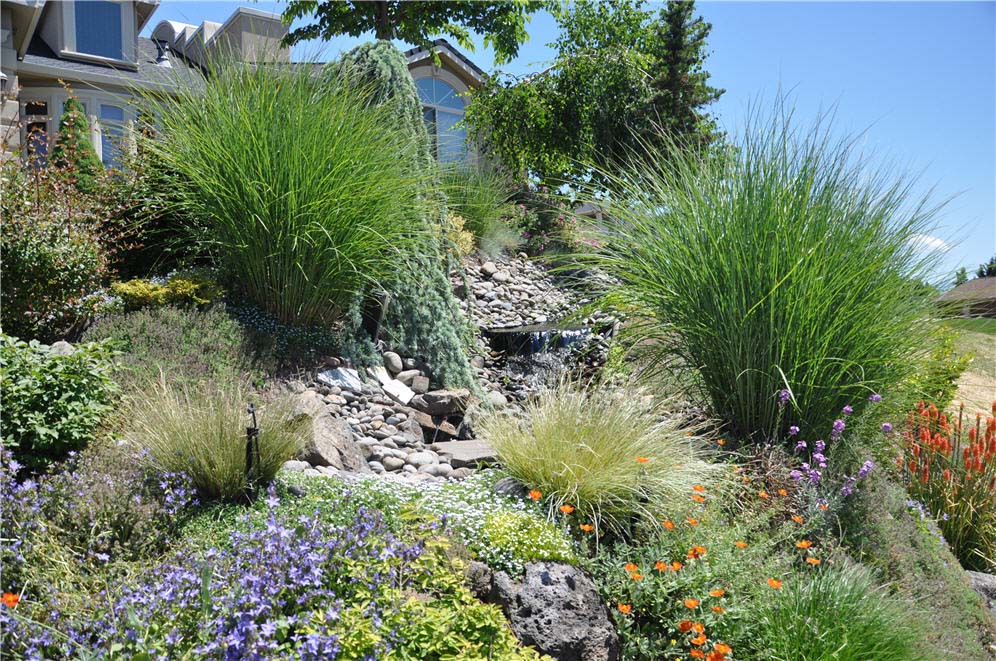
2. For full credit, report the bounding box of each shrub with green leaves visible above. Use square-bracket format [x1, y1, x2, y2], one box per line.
[137, 56, 426, 327]
[126, 382, 306, 502]
[478, 381, 721, 537]
[582, 107, 944, 442]
[82, 304, 259, 391]
[0, 335, 117, 471]
[749, 564, 926, 661]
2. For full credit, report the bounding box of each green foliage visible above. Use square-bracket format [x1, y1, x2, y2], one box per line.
[82, 304, 259, 391]
[282, 0, 542, 64]
[49, 97, 102, 193]
[125, 382, 306, 502]
[478, 510, 577, 565]
[466, 0, 723, 187]
[440, 164, 522, 254]
[840, 471, 994, 659]
[976, 254, 996, 278]
[110, 271, 224, 312]
[581, 107, 944, 442]
[326, 40, 476, 389]
[136, 57, 427, 328]
[750, 564, 927, 661]
[955, 266, 969, 287]
[0, 335, 117, 472]
[478, 381, 721, 537]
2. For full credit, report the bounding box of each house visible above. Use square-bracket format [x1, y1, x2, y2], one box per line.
[937, 278, 996, 318]
[0, 1, 288, 166]
[1, 1, 486, 167]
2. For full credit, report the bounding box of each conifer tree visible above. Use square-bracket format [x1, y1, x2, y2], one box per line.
[50, 97, 102, 192]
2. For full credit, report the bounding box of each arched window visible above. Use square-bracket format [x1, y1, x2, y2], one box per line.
[416, 76, 467, 162]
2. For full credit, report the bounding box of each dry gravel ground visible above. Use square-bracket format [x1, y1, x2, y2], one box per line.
[947, 318, 996, 414]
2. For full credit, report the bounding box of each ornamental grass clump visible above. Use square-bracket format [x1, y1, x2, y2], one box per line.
[136, 58, 426, 327]
[478, 381, 720, 537]
[126, 382, 306, 502]
[581, 106, 944, 442]
[899, 400, 996, 571]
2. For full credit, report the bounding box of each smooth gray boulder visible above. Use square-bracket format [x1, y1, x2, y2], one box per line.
[487, 562, 620, 661]
[967, 571, 996, 618]
[291, 390, 371, 473]
[382, 351, 403, 374]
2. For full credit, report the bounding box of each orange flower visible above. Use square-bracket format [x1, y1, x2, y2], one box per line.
[690, 650, 705, 659]
[678, 620, 694, 632]
[818, 502, 829, 511]
[663, 519, 676, 531]
[795, 540, 813, 549]
[777, 488, 788, 497]
[630, 573, 644, 581]
[624, 562, 639, 572]
[635, 456, 650, 464]
[711, 605, 725, 614]
[618, 603, 632, 615]
[709, 588, 725, 598]
[767, 578, 782, 589]
[717, 439, 726, 446]
[579, 523, 594, 532]
[706, 651, 726, 661]
[1, 592, 19, 608]
[734, 541, 748, 549]
[791, 515, 805, 524]
[693, 484, 706, 492]
[559, 504, 575, 514]
[692, 494, 707, 503]
[528, 489, 542, 500]
[684, 598, 701, 609]
[671, 561, 684, 571]
[806, 557, 821, 566]
[692, 622, 705, 633]
[687, 517, 699, 526]
[687, 545, 707, 559]
[714, 643, 733, 655]
[655, 560, 669, 572]
[758, 490, 769, 499]
[691, 633, 708, 646]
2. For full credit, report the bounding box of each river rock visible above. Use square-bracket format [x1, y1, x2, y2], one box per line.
[382, 456, 405, 472]
[967, 571, 996, 618]
[395, 369, 421, 386]
[481, 261, 498, 277]
[487, 562, 620, 661]
[406, 451, 438, 468]
[411, 375, 430, 394]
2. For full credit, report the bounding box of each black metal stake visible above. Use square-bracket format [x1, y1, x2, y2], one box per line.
[245, 403, 260, 483]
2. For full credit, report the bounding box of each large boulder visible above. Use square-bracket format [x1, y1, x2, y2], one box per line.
[291, 390, 370, 473]
[487, 562, 620, 661]
[967, 571, 996, 618]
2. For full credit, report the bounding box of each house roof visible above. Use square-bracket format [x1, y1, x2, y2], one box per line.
[937, 277, 996, 303]
[404, 38, 485, 83]
[20, 35, 203, 91]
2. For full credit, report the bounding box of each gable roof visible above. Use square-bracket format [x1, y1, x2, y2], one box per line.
[404, 38, 485, 85]
[937, 277, 996, 303]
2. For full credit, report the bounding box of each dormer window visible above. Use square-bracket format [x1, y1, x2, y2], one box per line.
[415, 76, 468, 163]
[75, 1, 124, 60]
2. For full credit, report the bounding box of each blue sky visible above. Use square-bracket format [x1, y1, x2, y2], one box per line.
[145, 1, 995, 283]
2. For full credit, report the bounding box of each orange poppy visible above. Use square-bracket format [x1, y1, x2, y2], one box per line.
[579, 523, 594, 532]
[624, 562, 639, 572]
[777, 488, 788, 497]
[1, 592, 19, 608]
[758, 491, 770, 499]
[687, 517, 699, 526]
[692, 633, 708, 646]
[791, 515, 805, 524]
[709, 588, 725, 598]
[734, 541, 748, 549]
[630, 573, 644, 581]
[690, 650, 705, 659]
[818, 502, 829, 511]
[692, 494, 707, 503]
[692, 622, 705, 633]
[655, 560, 668, 572]
[678, 620, 693, 632]
[671, 561, 684, 571]
[711, 605, 725, 614]
[714, 643, 733, 655]
[767, 578, 782, 589]
[684, 598, 701, 609]
[741, 476, 750, 484]
[795, 540, 812, 549]
[693, 484, 706, 492]
[687, 545, 707, 559]
[663, 519, 676, 531]
[706, 651, 726, 661]
[635, 456, 650, 463]
[806, 557, 821, 566]
[559, 504, 575, 514]
[618, 603, 632, 614]
[528, 489, 542, 500]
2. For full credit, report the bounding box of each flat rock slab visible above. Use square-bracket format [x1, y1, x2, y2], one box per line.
[431, 440, 496, 468]
[317, 368, 364, 391]
[382, 379, 415, 405]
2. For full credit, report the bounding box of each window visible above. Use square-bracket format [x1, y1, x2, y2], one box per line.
[416, 77, 468, 162]
[100, 104, 125, 168]
[75, 1, 123, 60]
[23, 100, 50, 168]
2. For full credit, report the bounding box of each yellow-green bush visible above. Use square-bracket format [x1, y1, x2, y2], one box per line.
[110, 272, 223, 312]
